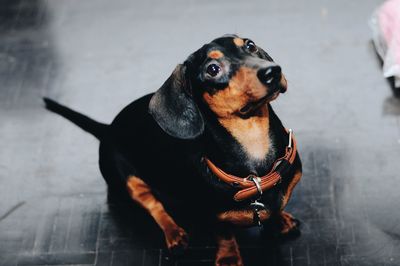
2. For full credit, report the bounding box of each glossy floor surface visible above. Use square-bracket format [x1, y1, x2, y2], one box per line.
[1, 0, 400, 265]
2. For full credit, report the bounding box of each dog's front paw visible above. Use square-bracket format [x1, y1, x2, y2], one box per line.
[280, 211, 300, 235]
[215, 238, 243, 266]
[164, 225, 189, 255]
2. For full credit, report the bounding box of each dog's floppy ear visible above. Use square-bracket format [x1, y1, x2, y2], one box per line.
[149, 64, 204, 139]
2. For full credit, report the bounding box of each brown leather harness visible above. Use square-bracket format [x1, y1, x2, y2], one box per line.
[204, 129, 297, 226]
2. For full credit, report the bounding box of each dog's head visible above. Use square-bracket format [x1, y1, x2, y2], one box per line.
[149, 34, 288, 139]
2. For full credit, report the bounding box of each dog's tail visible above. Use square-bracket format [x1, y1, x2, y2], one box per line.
[43, 97, 108, 139]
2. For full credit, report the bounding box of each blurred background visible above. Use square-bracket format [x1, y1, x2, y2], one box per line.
[1, 0, 400, 265]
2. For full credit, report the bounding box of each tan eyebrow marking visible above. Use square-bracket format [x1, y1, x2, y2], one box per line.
[208, 50, 224, 59]
[233, 38, 244, 47]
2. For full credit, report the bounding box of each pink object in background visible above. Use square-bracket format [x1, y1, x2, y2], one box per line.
[370, 0, 400, 87]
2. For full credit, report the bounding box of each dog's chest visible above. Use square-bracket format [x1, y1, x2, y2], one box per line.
[219, 114, 271, 161]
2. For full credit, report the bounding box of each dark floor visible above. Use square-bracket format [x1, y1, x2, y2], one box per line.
[1, 0, 400, 265]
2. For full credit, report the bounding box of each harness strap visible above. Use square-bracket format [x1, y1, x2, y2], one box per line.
[204, 129, 297, 202]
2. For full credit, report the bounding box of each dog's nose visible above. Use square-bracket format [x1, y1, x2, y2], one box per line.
[257, 65, 282, 85]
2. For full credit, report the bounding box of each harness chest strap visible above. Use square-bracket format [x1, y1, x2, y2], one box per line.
[204, 129, 297, 202]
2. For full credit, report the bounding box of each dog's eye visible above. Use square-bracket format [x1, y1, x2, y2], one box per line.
[206, 64, 221, 77]
[245, 40, 258, 53]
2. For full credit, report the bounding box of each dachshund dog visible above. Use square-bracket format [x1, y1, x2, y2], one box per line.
[44, 34, 302, 266]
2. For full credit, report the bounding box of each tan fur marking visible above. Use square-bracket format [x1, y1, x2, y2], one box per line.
[202, 67, 267, 118]
[280, 73, 288, 91]
[281, 169, 302, 209]
[126, 176, 168, 226]
[215, 234, 243, 266]
[278, 155, 300, 234]
[126, 176, 188, 250]
[208, 50, 224, 59]
[217, 208, 270, 226]
[202, 67, 272, 159]
[280, 211, 298, 234]
[220, 106, 270, 160]
[233, 38, 244, 47]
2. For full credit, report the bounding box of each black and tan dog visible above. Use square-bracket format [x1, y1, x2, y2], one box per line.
[44, 34, 302, 266]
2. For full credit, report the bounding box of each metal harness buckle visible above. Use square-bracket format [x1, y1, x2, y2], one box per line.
[247, 176, 265, 226]
[246, 173, 266, 226]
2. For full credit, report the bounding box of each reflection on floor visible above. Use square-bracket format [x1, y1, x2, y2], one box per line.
[1, 0, 400, 265]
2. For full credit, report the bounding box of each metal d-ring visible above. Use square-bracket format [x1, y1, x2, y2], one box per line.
[250, 200, 266, 227]
[247, 175, 265, 226]
[248, 175, 263, 196]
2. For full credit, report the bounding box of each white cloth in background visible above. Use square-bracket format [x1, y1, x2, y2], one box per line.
[370, 0, 400, 87]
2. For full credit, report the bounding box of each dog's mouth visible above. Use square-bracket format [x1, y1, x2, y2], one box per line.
[238, 91, 281, 116]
